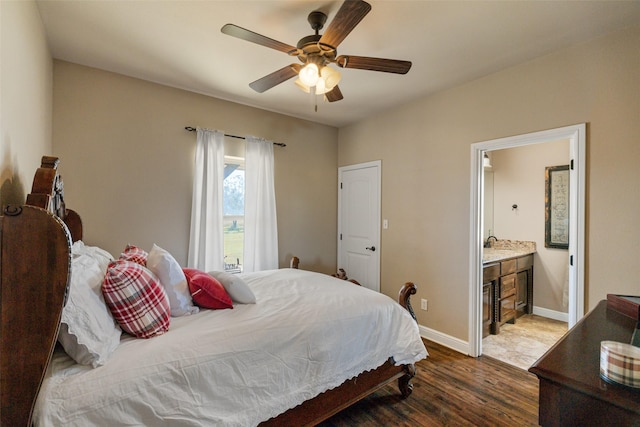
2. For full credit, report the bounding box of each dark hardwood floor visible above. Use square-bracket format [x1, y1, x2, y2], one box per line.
[319, 339, 540, 426]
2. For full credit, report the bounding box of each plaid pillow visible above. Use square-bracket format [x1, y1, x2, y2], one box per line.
[102, 260, 170, 338]
[119, 244, 148, 265]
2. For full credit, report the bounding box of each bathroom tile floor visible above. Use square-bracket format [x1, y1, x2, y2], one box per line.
[482, 314, 568, 370]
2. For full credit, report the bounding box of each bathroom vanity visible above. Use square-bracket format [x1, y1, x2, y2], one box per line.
[482, 245, 535, 337]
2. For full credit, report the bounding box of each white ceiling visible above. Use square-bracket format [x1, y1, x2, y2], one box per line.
[36, 0, 640, 128]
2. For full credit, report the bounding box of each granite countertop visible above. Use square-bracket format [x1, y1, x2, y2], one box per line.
[482, 240, 536, 264]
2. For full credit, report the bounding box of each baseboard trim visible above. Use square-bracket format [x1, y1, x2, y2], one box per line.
[532, 306, 568, 322]
[418, 307, 568, 358]
[419, 324, 469, 356]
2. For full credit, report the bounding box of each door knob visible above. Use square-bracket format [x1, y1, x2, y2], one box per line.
[366, 246, 376, 252]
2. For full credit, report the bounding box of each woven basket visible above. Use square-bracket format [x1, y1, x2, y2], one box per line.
[600, 340, 640, 388]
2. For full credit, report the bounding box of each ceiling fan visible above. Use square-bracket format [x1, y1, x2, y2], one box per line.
[221, 0, 412, 102]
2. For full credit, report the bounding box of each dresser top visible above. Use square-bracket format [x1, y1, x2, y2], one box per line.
[529, 300, 640, 413]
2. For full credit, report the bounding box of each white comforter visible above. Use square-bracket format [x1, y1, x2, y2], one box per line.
[34, 268, 427, 426]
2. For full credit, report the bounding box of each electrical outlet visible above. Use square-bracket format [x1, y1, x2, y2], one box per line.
[421, 299, 428, 311]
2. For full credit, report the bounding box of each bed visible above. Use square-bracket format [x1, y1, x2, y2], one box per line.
[0, 157, 427, 426]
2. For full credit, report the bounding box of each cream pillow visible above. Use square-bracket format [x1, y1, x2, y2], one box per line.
[208, 270, 256, 304]
[147, 244, 199, 317]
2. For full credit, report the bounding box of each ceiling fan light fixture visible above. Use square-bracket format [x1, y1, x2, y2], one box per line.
[294, 78, 311, 93]
[315, 77, 330, 94]
[299, 63, 319, 87]
[320, 66, 341, 90]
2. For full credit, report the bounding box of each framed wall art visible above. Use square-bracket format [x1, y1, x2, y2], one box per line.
[545, 165, 570, 249]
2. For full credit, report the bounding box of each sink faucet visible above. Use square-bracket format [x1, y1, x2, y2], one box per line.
[484, 235, 498, 248]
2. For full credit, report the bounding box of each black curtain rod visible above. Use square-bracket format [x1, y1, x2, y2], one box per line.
[184, 126, 286, 147]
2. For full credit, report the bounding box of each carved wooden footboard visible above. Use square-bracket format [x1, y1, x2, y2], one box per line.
[266, 261, 420, 426]
[260, 359, 415, 427]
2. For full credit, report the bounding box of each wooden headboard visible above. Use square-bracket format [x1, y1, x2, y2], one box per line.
[25, 156, 82, 242]
[1, 156, 80, 426]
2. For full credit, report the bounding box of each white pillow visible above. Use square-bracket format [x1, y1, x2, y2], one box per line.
[147, 244, 199, 317]
[72, 240, 113, 272]
[208, 270, 256, 304]
[58, 242, 121, 368]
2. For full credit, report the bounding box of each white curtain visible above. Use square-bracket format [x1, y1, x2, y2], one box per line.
[243, 136, 279, 272]
[188, 128, 225, 271]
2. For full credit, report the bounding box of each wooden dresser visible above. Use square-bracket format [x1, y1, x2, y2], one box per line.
[529, 300, 640, 426]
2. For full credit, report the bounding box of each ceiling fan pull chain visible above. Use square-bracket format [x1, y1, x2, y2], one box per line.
[314, 86, 318, 112]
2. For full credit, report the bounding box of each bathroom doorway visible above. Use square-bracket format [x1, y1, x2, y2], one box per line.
[481, 142, 570, 368]
[468, 124, 586, 358]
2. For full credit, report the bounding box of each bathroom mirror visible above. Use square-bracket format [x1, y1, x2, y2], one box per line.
[483, 170, 494, 239]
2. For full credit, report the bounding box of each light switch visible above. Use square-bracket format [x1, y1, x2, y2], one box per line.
[383, 219, 388, 229]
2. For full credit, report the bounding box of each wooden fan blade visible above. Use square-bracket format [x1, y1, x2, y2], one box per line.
[336, 55, 412, 74]
[221, 24, 298, 55]
[249, 64, 300, 93]
[319, 0, 371, 48]
[325, 85, 344, 102]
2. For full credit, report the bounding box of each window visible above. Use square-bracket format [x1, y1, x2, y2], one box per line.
[223, 156, 244, 272]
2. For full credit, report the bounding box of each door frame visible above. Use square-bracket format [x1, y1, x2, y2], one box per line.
[337, 160, 381, 292]
[468, 124, 586, 357]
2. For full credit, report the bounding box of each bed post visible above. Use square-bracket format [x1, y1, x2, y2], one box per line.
[289, 256, 299, 269]
[0, 205, 72, 426]
[398, 282, 417, 322]
[397, 282, 419, 397]
[25, 155, 83, 242]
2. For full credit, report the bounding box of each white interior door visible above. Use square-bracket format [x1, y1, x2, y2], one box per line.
[338, 161, 381, 292]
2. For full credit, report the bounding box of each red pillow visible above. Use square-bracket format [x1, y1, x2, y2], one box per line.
[119, 244, 148, 265]
[102, 260, 170, 338]
[183, 268, 233, 310]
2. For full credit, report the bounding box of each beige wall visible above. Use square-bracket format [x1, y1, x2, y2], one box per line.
[0, 0, 52, 208]
[6, 1, 640, 347]
[339, 26, 640, 341]
[491, 140, 570, 314]
[52, 61, 339, 273]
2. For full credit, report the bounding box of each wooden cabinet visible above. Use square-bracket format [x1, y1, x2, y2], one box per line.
[501, 259, 516, 275]
[482, 263, 499, 338]
[499, 273, 516, 325]
[515, 255, 533, 317]
[482, 253, 534, 335]
[482, 283, 493, 338]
